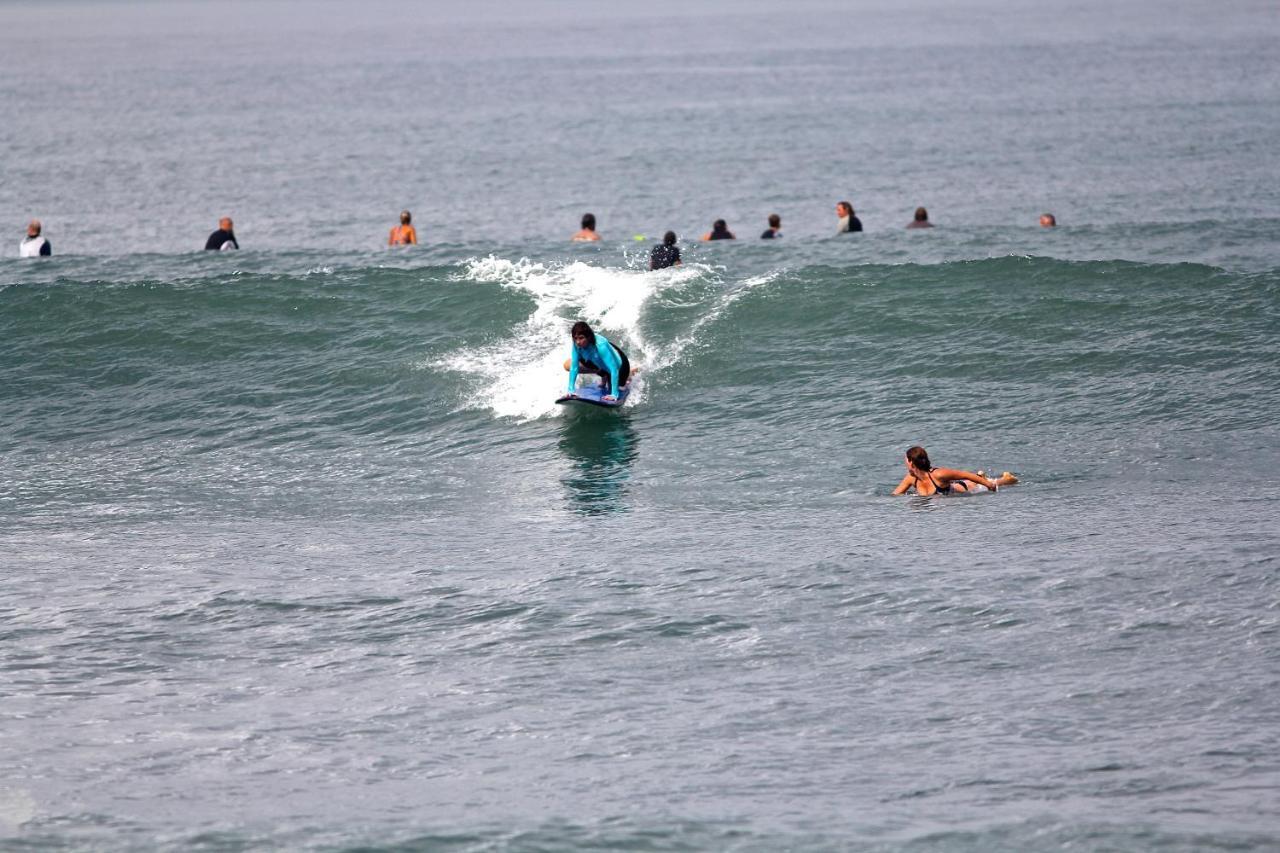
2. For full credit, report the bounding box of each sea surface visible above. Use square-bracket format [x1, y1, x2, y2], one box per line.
[2, 1, 1279, 851]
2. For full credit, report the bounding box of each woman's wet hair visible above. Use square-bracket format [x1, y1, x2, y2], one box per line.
[570, 320, 595, 345]
[581, 213, 595, 230]
[838, 201, 854, 216]
[663, 230, 677, 245]
[914, 206, 928, 222]
[906, 445, 933, 471]
[400, 210, 411, 224]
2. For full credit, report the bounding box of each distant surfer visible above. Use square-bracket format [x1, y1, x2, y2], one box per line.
[204, 217, 239, 251]
[760, 213, 782, 239]
[571, 213, 601, 242]
[906, 207, 933, 229]
[563, 321, 630, 402]
[1040, 213, 1057, 228]
[20, 220, 51, 257]
[389, 210, 417, 245]
[836, 201, 862, 234]
[649, 231, 681, 270]
[701, 219, 735, 241]
[892, 446, 1018, 496]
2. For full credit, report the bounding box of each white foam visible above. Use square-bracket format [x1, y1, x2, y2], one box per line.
[438, 256, 750, 421]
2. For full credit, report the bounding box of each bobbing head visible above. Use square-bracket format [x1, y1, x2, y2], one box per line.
[914, 207, 928, 222]
[768, 213, 781, 228]
[837, 201, 854, 218]
[581, 213, 595, 230]
[905, 445, 932, 472]
[400, 210, 412, 225]
[27, 220, 41, 237]
[663, 231, 677, 245]
[571, 320, 595, 346]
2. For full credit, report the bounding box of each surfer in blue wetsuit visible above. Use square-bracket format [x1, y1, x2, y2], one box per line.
[892, 445, 1018, 496]
[563, 320, 631, 402]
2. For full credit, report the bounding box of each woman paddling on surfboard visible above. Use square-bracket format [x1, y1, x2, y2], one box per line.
[891, 445, 1019, 496]
[564, 321, 630, 403]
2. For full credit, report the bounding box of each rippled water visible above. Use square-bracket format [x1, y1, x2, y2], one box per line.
[2, 1, 1279, 850]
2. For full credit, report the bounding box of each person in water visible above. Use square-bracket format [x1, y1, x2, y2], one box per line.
[907, 207, 933, 229]
[892, 445, 1019, 496]
[760, 213, 782, 239]
[388, 210, 417, 245]
[204, 217, 239, 251]
[1040, 213, 1057, 228]
[649, 231, 681, 270]
[701, 219, 735, 241]
[571, 212, 601, 242]
[20, 220, 51, 257]
[563, 321, 631, 402]
[836, 201, 862, 233]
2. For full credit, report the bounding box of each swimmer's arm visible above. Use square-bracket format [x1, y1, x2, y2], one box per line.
[388, 228, 395, 246]
[408, 227, 417, 245]
[891, 475, 914, 496]
[935, 467, 999, 490]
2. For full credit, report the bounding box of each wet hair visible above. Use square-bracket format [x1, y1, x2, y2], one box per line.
[710, 219, 731, 238]
[663, 230, 677, 246]
[906, 446, 933, 471]
[400, 210, 412, 225]
[768, 213, 781, 228]
[1040, 213, 1056, 227]
[581, 213, 595, 231]
[914, 207, 928, 222]
[570, 320, 595, 345]
[838, 201, 854, 217]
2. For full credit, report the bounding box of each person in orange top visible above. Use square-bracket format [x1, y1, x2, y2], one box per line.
[388, 210, 418, 245]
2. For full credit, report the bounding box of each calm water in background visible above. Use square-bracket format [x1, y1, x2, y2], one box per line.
[2, 1, 1279, 850]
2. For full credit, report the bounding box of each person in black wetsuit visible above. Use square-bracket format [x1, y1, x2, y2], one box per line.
[836, 201, 862, 234]
[891, 446, 1018, 496]
[701, 219, 735, 241]
[649, 231, 681, 270]
[205, 217, 239, 251]
[760, 213, 782, 239]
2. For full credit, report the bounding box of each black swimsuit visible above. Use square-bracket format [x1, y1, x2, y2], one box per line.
[925, 471, 952, 495]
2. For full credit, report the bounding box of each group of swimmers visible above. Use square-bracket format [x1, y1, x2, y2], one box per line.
[560, 319, 1020, 496]
[15, 205, 1060, 258]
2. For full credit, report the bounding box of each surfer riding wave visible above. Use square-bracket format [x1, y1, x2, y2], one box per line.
[564, 320, 630, 402]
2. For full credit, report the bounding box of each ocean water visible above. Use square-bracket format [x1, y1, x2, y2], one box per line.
[2, 1, 1279, 851]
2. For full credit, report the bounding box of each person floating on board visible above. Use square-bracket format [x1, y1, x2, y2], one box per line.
[389, 210, 417, 245]
[571, 212, 601, 242]
[701, 218, 735, 241]
[20, 220, 52, 257]
[836, 200, 862, 234]
[907, 206, 933, 229]
[892, 446, 1019, 496]
[204, 217, 239, 251]
[563, 320, 631, 403]
[649, 231, 681, 270]
[760, 213, 782, 239]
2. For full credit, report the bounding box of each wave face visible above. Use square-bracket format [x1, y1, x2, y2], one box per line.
[3, 253, 1275, 502]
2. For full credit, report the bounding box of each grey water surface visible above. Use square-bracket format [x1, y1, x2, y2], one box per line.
[2, 1, 1278, 850]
